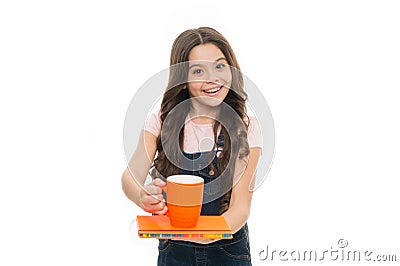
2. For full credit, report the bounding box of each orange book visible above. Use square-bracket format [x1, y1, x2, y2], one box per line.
[137, 215, 233, 239]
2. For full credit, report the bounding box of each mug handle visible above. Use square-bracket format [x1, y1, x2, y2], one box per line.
[161, 186, 170, 217]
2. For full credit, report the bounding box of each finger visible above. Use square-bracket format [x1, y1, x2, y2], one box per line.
[145, 178, 166, 195]
[143, 193, 164, 205]
[153, 205, 168, 215]
[144, 184, 163, 195]
[142, 201, 165, 213]
[145, 201, 165, 212]
[152, 178, 166, 187]
[150, 193, 165, 202]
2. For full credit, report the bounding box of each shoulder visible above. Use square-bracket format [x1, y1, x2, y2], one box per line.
[144, 108, 162, 138]
[245, 115, 262, 149]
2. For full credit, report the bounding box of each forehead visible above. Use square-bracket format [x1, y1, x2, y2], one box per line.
[188, 43, 226, 62]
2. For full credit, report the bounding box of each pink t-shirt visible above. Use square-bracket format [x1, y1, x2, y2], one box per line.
[144, 109, 262, 153]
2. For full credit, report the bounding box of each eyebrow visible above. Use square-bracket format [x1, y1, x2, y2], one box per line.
[188, 57, 228, 69]
[215, 57, 227, 62]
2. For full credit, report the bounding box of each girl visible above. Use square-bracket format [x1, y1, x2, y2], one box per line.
[122, 27, 262, 265]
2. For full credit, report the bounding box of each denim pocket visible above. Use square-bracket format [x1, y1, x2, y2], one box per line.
[219, 235, 251, 261]
[158, 240, 171, 254]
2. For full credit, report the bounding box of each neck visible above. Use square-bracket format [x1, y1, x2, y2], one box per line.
[189, 99, 220, 124]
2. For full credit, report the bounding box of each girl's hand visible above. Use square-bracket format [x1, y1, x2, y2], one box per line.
[139, 178, 168, 215]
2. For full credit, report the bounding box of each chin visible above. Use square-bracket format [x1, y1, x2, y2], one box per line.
[205, 95, 228, 107]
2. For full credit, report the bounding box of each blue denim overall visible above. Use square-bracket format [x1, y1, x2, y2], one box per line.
[157, 136, 252, 265]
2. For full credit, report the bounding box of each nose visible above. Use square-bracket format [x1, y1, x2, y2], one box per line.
[206, 68, 219, 83]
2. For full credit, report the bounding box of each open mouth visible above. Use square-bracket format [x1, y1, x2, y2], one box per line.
[202, 85, 224, 96]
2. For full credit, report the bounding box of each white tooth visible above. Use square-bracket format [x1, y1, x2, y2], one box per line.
[206, 87, 219, 93]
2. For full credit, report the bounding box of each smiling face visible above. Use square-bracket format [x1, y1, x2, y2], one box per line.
[187, 43, 232, 107]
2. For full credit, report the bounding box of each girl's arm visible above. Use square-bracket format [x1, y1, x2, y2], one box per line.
[121, 130, 167, 214]
[222, 147, 262, 233]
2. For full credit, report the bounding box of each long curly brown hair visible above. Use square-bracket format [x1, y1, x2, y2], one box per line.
[151, 27, 250, 214]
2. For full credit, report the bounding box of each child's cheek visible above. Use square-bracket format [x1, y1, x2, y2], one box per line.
[188, 81, 204, 91]
[220, 70, 232, 87]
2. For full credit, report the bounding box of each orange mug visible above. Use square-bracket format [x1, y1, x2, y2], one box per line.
[163, 175, 204, 228]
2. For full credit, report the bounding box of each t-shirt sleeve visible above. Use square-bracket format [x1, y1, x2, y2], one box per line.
[247, 116, 263, 149]
[144, 109, 162, 137]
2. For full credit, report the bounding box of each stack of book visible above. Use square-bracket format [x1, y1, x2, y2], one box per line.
[137, 215, 233, 239]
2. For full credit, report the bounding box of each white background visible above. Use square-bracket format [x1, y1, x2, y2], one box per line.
[1, 1, 399, 265]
